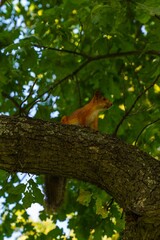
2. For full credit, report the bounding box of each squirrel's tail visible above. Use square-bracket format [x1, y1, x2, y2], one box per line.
[45, 175, 66, 213]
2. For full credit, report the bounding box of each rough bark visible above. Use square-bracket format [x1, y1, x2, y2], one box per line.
[0, 115, 160, 239]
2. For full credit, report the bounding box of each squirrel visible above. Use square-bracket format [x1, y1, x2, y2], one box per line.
[61, 91, 112, 129]
[45, 91, 112, 212]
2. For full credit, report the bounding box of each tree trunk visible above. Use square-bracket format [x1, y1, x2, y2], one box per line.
[0, 116, 160, 239]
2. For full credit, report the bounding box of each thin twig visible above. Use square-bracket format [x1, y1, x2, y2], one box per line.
[33, 44, 89, 58]
[24, 48, 160, 113]
[90, 50, 160, 61]
[33, 44, 160, 61]
[155, 15, 160, 21]
[113, 74, 160, 136]
[20, 78, 38, 109]
[106, 198, 114, 211]
[0, 0, 10, 6]
[75, 75, 82, 106]
[135, 118, 160, 145]
[24, 59, 90, 113]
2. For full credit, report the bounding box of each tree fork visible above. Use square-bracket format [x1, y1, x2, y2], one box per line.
[0, 116, 160, 239]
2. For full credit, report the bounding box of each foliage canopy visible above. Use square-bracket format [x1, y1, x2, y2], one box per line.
[0, 0, 160, 239]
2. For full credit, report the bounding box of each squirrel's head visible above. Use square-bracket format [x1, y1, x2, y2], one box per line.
[92, 91, 112, 110]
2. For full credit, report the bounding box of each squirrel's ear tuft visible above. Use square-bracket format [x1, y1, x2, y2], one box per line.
[93, 90, 102, 99]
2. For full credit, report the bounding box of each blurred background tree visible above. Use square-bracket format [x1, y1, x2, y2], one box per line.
[0, 0, 160, 239]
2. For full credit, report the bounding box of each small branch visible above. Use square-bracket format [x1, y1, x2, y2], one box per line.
[106, 198, 114, 211]
[0, 0, 10, 6]
[19, 78, 38, 115]
[155, 15, 160, 21]
[113, 74, 160, 136]
[90, 50, 160, 61]
[33, 44, 160, 60]
[25, 47, 160, 113]
[33, 44, 89, 58]
[75, 75, 82, 106]
[24, 60, 90, 112]
[135, 118, 160, 145]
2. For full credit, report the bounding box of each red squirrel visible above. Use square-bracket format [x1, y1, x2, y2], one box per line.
[61, 91, 112, 129]
[45, 91, 112, 212]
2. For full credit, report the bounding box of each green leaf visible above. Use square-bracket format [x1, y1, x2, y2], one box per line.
[0, 170, 9, 182]
[77, 188, 92, 206]
[7, 183, 26, 194]
[23, 191, 33, 209]
[95, 198, 108, 219]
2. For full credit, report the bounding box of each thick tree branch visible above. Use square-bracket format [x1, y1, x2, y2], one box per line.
[0, 115, 160, 221]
